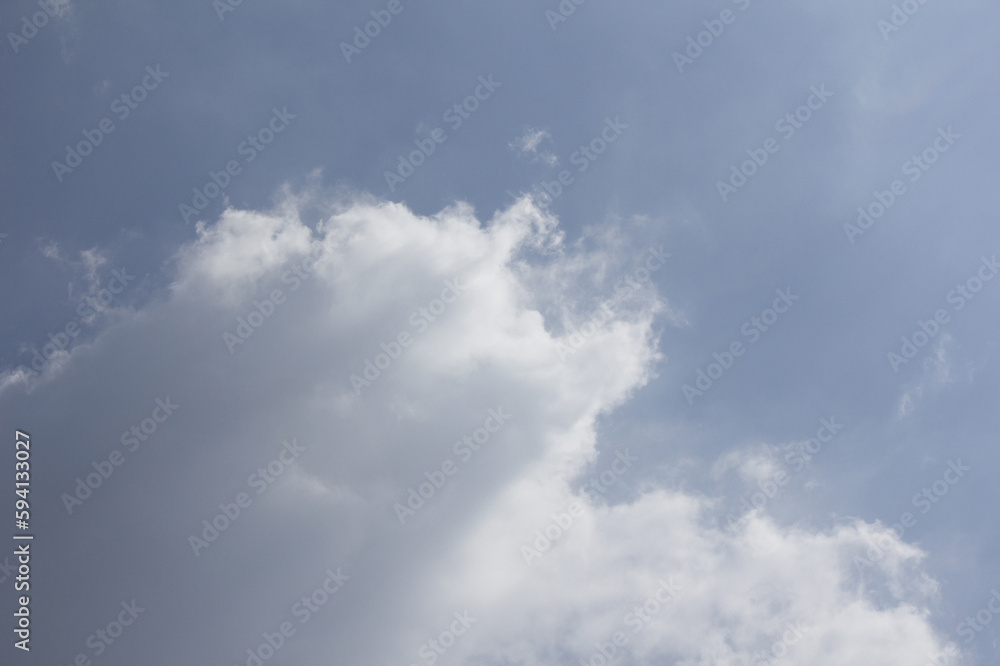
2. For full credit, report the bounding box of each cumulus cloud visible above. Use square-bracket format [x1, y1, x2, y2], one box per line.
[0, 190, 957, 665]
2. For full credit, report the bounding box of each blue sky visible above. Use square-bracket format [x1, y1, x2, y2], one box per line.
[2, 1, 1000, 664]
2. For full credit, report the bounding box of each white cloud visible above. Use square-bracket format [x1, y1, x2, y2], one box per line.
[711, 445, 782, 486]
[510, 127, 559, 166]
[896, 334, 956, 419]
[0, 190, 958, 665]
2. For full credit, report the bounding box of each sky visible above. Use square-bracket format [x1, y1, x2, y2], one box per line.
[2, 1, 1000, 665]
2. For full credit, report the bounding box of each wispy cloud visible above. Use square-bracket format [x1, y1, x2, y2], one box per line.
[510, 127, 558, 166]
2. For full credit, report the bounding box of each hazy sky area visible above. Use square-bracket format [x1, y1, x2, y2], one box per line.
[2, 1, 1000, 665]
